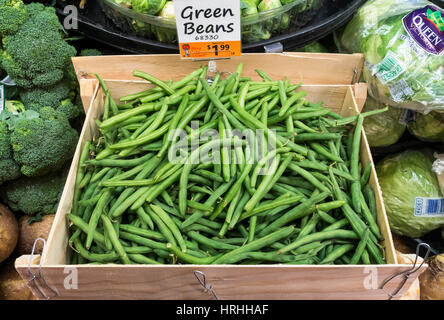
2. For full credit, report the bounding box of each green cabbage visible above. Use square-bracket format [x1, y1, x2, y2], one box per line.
[362, 96, 406, 147]
[408, 111, 444, 142]
[376, 149, 444, 238]
[340, 0, 444, 113]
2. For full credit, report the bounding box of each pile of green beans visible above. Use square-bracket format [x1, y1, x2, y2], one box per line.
[68, 64, 388, 265]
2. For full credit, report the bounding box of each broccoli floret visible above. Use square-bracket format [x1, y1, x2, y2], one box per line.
[79, 48, 102, 57]
[19, 79, 71, 110]
[57, 98, 80, 120]
[0, 0, 29, 37]
[1, 169, 67, 215]
[10, 106, 78, 177]
[0, 121, 21, 184]
[1, 2, 76, 89]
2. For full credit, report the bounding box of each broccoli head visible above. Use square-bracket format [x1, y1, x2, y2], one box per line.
[1, 169, 67, 216]
[79, 48, 102, 57]
[10, 106, 78, 177]
[0, 0, 29, 37]
[19, 78, 71, 110]
[0, 121, 21, 184]
[1, 2, 76, 89]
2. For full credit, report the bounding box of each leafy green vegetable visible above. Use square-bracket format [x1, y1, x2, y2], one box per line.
[0, 0, 28, 36]
[132, 0, 166, 15]
[340, 0, 444, 112]
[376, 149, 444, 238]
[362, 96, 406, 147]
[10, 106, 78, 177]
[1, 168, 67, 216]
[408, 111, 444, 142]
[0, 2, 76, 89]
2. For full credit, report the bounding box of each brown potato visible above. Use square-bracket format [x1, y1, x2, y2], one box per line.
[17, 214, 55, 255]
[0, 203, 18, 263]
[0, 259, 34, 300]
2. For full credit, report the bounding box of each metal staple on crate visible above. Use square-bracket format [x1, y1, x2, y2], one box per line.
[194, 270, 219, 300]
[379, 242, 431, 300]
[27, 238, 59, 300]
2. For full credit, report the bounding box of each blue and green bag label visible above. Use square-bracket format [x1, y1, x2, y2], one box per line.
[375, 50, 406, 84]
[403, 5, 444, 56]
[0, 85, 4, 113]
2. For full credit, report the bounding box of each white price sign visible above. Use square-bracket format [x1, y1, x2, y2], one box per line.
[173, 0, 241, 59]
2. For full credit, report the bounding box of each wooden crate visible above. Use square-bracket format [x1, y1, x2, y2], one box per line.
[15, 53, 426, 300]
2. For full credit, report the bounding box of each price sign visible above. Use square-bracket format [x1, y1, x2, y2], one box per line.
[173, 0, 241, 59]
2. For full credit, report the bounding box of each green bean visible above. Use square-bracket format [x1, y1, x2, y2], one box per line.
[360, 162, 372, 186]
[101, 215, 131, 264]
[296, 213, 321, 240]
[166, 243, 222, 264]
[73, 238, 118, 263]
[361, 249, 371, 264]
[328, 167, 384, 264]
[119, 224, 164, 241]
[245, 194, 303, 217]
[277, 229, 359, 254]
[248, 216, 257, 243]
[85, 189, 112, 249]
[257, 191, 330, 237]
[244, 154, 288, 213]
[86, 152, 153, 168]
[359, 191, 383, 241]
[279, 91, 307, 117]
[364, 184, 377, 219]
[350, 115, 364, 214]
[210, 162, 253, 220]
[309, 143, 343, 163]
[287, 162, 330, 193]
[350, 227, 370, 264]
[133, 70, 175, 95]
[320, 243, 355, 264]
[144, 205, 177, 248]
[119, 232, 168, 251]
[317, 210, 337, 224]
[187, 231, 238, 250]
[128, 254, 162, 265]
[212, 226, 295, 264]
[150, 204, 187, 253]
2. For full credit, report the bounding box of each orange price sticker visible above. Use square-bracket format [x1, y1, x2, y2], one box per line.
[179, 41, 241, 59]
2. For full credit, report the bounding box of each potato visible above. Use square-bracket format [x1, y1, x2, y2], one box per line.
[17, 214, 55, 255]
[0, 203, 19, 263]
[0, 259, 34, 300]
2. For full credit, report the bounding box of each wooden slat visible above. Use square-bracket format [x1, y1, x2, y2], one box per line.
[72, 53, 365, 85]
[15, 256, 424, 300]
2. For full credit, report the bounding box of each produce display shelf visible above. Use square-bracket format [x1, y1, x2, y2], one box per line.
[14, 53, 427, 300]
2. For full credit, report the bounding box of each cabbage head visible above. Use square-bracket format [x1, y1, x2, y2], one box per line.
[341, 0, 444, 113]
[376, 149, 444, 238]
[363, 95, 406, 147]
[408, 111, 444, 142]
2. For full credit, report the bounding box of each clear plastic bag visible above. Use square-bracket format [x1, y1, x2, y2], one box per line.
[340, 0, 444, 113]
[408, 111, 444, 142]
[362, 95, 406, 147]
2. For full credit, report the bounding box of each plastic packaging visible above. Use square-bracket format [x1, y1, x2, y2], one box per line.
[362, 95, 406, 147]
[376, 149, 444, 238]
[432, 153, 444, 196]
[407, 111, 444, 142]
[340, 0, 444, 113]
[98, 0, 324, 44]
